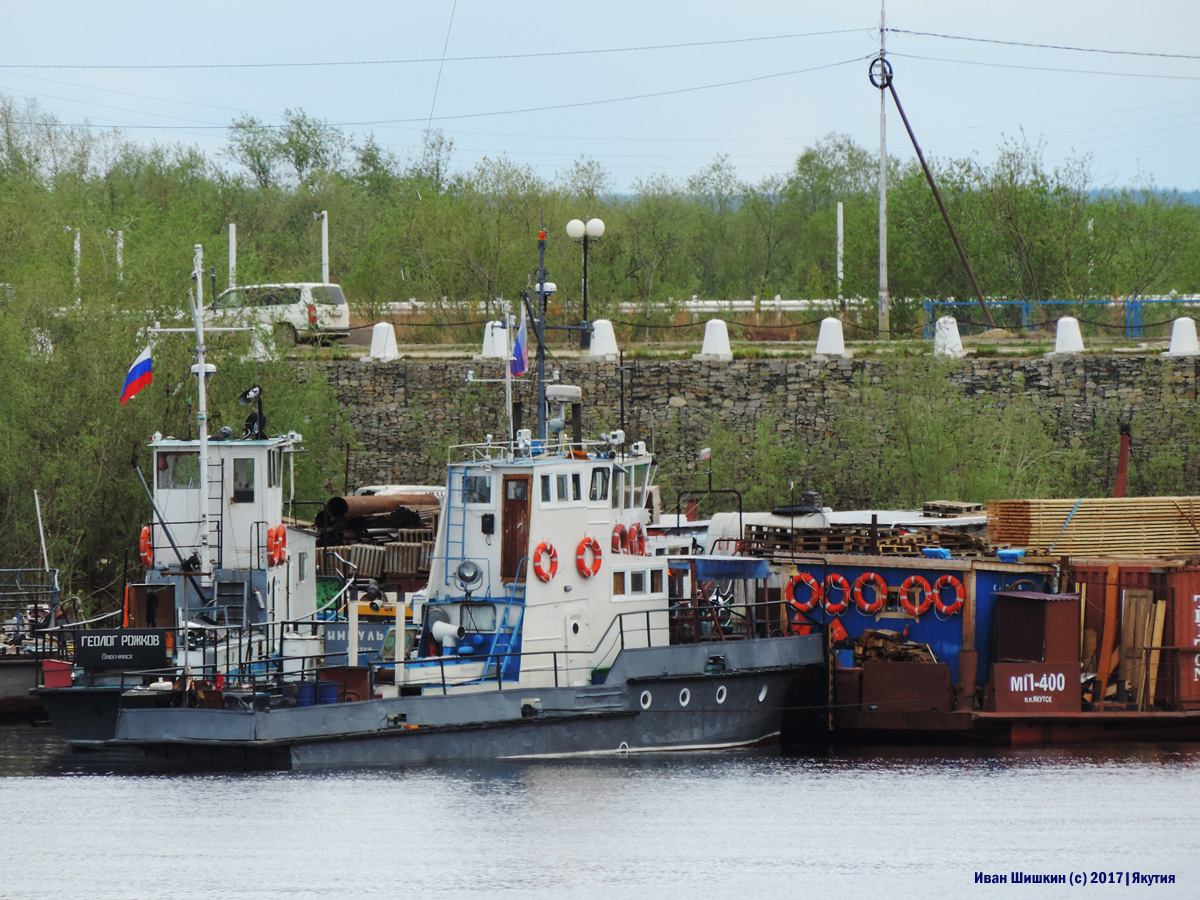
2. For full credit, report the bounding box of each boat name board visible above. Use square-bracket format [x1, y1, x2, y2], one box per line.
[75, 629, 169, 669]
[990, 662, 1082, 712]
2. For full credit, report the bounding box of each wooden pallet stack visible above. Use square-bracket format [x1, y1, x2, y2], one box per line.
[922, 500, 984, 518]
[988, 496, 1200, 558]
[744, 523, 990, 558]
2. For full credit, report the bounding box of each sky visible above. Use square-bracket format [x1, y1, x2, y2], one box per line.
[4, 1, 1198, 193]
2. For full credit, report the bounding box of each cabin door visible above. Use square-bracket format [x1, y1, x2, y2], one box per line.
[501, 475, 531, 582]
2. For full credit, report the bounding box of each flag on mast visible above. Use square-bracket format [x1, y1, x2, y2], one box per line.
[510, 306, 528, 377]
[120, 347, 153, 406]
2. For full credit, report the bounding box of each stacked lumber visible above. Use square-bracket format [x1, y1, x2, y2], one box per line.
[853, 629, 938, 664]
[987, 496, 1200, 558]
[922, 500, 984, 518]
[746, 523, 990, 558]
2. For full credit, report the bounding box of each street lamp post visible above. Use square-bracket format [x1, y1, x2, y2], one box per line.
[566, 217, 604, 350]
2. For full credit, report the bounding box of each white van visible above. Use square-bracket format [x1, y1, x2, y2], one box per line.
[209, 283, 351, 343]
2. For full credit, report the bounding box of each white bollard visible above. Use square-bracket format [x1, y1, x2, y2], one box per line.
[1054, 317, 1085, 355]
[479, 320, 507, 358]
[368, 322, 399, 362]
[1165, 317, 1200, 357]
[693, 320, 733, 361]
[589, 319, 620, 359]
[933, 316, 966, 358]
[813, 317, 846, 357]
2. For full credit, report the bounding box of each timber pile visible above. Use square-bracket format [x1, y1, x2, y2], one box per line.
[987, 496, 1200, 558]
[922, 500, 984, 518]
[745, 523, 990, 558]
[854, 629, 938, 665]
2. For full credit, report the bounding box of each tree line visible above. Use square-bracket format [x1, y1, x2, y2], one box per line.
[2, 94, 1199, 601]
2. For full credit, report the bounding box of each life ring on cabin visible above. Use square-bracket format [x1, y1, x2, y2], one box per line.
[932, 574, 965, 616]
[853, 572, 889, 615]
[899, 575, 934, 617]
[533, 542, 559, 582]
[612, 523, 627, 553]
[576, 536, 602, 578]
[276, 526, 288, 564]
[626, 522, 646, 556]
[784, 572, 822, 613]
[823, 573, 852, 615]
[139, 525, 153, 568]
[267, 526, 279, 566]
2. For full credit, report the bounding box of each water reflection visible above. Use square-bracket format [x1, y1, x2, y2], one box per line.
[2, 724, 1198, 899]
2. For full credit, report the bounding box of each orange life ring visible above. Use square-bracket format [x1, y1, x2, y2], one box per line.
[823, 573, 852, 615]
[267, 526, 279, 566]
[533, 542, 558, 582]
[612, 524, 627, 554]
[900, 575, 934, 617]
[853, 572, 889, 614]
[626, 522, 646, 556]
[139, 525, 153, 568]
[276, 526, 288, 564]
[932, 574, 965, 616]
[784, 572, 822, 613]
[576, 536, 602, 578]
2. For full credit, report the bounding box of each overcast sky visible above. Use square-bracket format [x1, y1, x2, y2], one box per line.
[5, 1, 1198, 192]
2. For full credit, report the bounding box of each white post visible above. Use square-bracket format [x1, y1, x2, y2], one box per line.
[73, 228, 81, 301]
[115, 230, 124, 282]
[320, 210, 329, 283]
[228, 223, 237, 289]
[348, 595, 359, 667]
[836, 201, 844, 306]
[877, 0, 889, 340]
[395, 597, 406, 685]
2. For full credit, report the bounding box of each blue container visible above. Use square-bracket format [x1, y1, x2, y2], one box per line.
[921, 547, 951, 560]
[296, 682, 317, 707]
[317, 681, 340, 705]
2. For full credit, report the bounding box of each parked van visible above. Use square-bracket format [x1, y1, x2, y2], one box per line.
[209, 283, 351, 343]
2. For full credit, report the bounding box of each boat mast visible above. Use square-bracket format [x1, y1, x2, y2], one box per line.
[191, 244, 215, 580]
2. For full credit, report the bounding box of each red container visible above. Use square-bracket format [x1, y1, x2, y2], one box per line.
[41, 659, 73, 689]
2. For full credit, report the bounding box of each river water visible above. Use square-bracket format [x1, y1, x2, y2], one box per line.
[1, 724, 1197, 900]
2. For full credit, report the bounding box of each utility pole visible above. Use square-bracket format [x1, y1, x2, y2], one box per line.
[877, 0, 890, 340]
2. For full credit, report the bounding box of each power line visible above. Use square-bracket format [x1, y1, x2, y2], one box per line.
[2, 57, 866, 131]
[0, 29, 866, 71]
[890, 29, 1200, 61]
[889, 52, 1200, 83]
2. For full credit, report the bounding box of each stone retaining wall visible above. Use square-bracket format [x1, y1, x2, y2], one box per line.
[321, 355, 1200, 492]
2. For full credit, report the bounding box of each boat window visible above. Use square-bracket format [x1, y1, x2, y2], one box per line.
[541, 474, 552, 503]
[631, 571, 646, 593]
[611, 470, 625, 510]
[156, 451, 200, 490]
[571, 472, 582, 502]
[612, 571, 626, 595]
[232, 458, 255, 503]
[555, 473, 568, 502]
[297, 551, 307, 584]
[464, 473, 491, 505]
[589, 467, 609, 502]
[267, 448, 282, 488]
[462, 603, 497, 632]
[651, 569, 663, 593]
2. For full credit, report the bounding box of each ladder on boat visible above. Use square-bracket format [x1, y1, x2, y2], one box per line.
[442, 465, 468, 588]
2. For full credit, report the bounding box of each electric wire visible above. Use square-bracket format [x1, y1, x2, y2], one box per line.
[888, 29, 1200, 62]
[0, 29, 865, 71]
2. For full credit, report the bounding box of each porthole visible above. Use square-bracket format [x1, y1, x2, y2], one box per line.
[640, 690, 653, 709]
[715, 685, 727, 705]
[758, 685, 768, 703]
[679, 688, 691, 707]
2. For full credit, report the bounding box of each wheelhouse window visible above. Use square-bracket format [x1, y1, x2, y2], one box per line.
[589, 467, 610, 502]
[555, 474, 569, 502]
[232, 458, 255, 503]
[267, 448, 283, 488]
[541, 474, 552, 503]
[464, 473, 492, 505]
[156, 451, 200, 490]
[571, 472, 582, 501]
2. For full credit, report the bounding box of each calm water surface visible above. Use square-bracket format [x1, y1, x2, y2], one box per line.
[1, 724, 1197, 899]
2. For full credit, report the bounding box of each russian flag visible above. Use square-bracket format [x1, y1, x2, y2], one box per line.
[510, 307, 528, 377]
[120, 347, 153, 406]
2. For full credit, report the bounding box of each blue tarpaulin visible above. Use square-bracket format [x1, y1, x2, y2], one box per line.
[667, 556, 770, 580]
